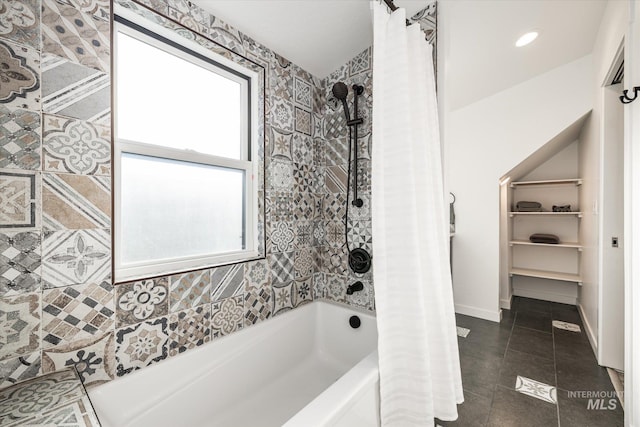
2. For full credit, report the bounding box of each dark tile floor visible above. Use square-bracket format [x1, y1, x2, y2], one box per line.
[436, 296, 624, 427]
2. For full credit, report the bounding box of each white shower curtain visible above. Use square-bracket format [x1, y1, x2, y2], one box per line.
[371, 2, 463, 425]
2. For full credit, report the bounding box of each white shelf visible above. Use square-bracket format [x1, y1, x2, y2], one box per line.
[510, 212, 582, 218]
[510, 268, 582, 284]
[510, 240, 582, 249]
[510, 178, 582, 187]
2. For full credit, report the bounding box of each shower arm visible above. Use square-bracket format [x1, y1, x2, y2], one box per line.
[348, 85, 364, 207]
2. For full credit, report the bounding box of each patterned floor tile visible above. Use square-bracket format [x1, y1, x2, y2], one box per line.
[294, 278, 313, 306]
[244, 259, 270, 291]
[0, 105, 41, 170]
[294, 248, 316, 279]
[168, 304, 210, 356]
[268, 221, 295, 253]
[294, 77, 312, 110]
[244, 284, 271, 326]
[0, 169, 39, 230]
[43, 173, 111, 230]
[272, 281, 294, 315]
[41, 54, 110, 124]
[0, 292, 40, 360]
[349, 47, 371, 76]
[211, 264, 244, 302]
[211, 295, 243, 338]
[115, 317, 168, 377]
[0, 352, 41, 388]
[42, 0, 110, 72]
[0, 40, 40, 110]
[0, 368, 84, 425]
[295, 107, 311, 136]
[42, 229, 111, 288]
[42, 281, 114, 347]
[270, 127, 293, 160]
[269, 251, 294, 285]
[267, 158, 293, 192]
[42, 332, 115, 387]
[169, 269, 210, 313]
[43, 114, 111, 176]
[270, 96, 294, 132]
[0, 1, 40, 49]
[293, 132, 313, 165]
[0, 231, 40, 295]
[515, 375, 557, 404]
[115, 278, 168, 328]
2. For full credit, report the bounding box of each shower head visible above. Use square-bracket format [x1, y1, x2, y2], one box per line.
[332, 82, 351, 121]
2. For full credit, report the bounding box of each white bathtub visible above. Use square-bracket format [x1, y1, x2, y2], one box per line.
[89, 301, 379, 427]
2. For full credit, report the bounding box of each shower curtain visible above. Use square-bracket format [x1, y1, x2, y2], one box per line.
[371, 2, 463, 425]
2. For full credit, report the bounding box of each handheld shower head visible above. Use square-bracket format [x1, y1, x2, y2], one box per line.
[332, 82, 351, 121]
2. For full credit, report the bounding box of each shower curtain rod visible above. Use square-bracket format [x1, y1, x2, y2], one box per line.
[381, 0, 412, 26]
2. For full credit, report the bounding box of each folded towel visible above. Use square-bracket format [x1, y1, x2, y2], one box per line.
[530, 233, 560, 244]
[516, 201, 542, 212]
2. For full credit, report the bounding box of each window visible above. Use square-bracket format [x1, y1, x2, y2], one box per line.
[114, 15, 260, 282]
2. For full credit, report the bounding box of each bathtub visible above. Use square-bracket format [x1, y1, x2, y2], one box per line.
[89, 301, 379, 427]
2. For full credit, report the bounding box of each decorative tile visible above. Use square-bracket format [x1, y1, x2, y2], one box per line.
[244, 284, 271, 326]
[312, 272, 326, 300]
[42, 54, 110, 124]
[295, 220, 313, 249]
[345, 278, 373, 310]
[0, 292, 39, 360]
[0, 231, 40, 295]
[42, 281, 114, 347]
[167, 7, 209, 38]
[293, 162, 313, 194]
[515, 375, 557, 404]
[168, 304, 210, 356]
[0, 105, 40, 170]
[211, 264, 244, 302]
[325, 220, 345, 248]
[324, 246, 348, 276]
[265, 190, 292, 221]
[457, 326, 471, 338]
[348, 193, 371, 221]
[21, 395, 101, 427]
[0, 352, 40, 388]
[357, 132, 372, 160]
[269, 251, 294, 285]
[57, 0, 110, 22]
[294, 77, 312, 109]
[42, 0, 110, 72]
[0, 1, 40, 49]
[349, 47, 371, 76]
[324, 109, 348, 140]
[355, 158, 372, 191]
[116, 278, 168, 328]
[169, 270, 210, 313]
[244, 259, 270, 291]
[0, 368, 84, 425]
[209, 17, 245, 55]
[313, 137, 325, 165]
[268, 158, 293, 191]
[0, 169, 38, 230]
[293, 132, 313, 165]
[294, 278, 313, 306]
[42, 332, 115, 387]
[325, 137, 349, 165]
[312, 220, 325, 247]
[270, 54, 292, 101]
[42, 229, 110, 288]
[552, 320, 581, 333]
[242, 34, 272, 62]
[43, 114, 111, 176]
[295, 107, 312, 136]
[0, 40, 40, 110]
[270, 127, 293, 160]
[115, 317, 168, 376]
[294, 248, 316, 279]
[272, 281, 294, 315]
[324, 193, 347, 221]
[211, 295, 243, 338]
[347, 219, 373, 253]
[268, 221, 295, 253]
[313, 113, 324, 139]
[325, 274, 346, 303]
[43, 174, 111, 230]
[326, 165, 348, 194]
[270, 96, 293, 132]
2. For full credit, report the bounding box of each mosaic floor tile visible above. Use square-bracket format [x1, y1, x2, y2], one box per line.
[293, 133, 313, 165]
[326, 165, 347, 194]
[211, 264, 244, 302]
[0, 105, 40, 170]
[515, 375, 557, 404]
[115, 317, 168, 377]
[41, 54, 110, 124]
[43, 174, 111, 230]
[295, 107, 312, 136]
[42, 281, 114, 347]
[269, 251, 294, 285]
[0, 368, 84, 425]
[43, 114, 111, 176]
[270, 96, 294, 132]
[42, 332, 115, 387]
[168, 304, 210, 356]
[552, 320, 581, 333]
[324, 247, 348, 276]
[349, 47, 372, 76]
[0, 352, 41, 388]
[325, 220, 345, 248]
[457, 326, 471, 338]
[270, 127, 293, 160]
[0, 40, 40, 110]
[294, 220, 313, 249]
[244, 259, 270, 291]
[268, 221, 295, 254]
[42, 229, 111, 288]
[0, 292, 40, 360]
[169, 269, 210, 313]
[345, 278, 373, 310]
[42, 0, 110, 72]
[244, 284, 271, 326]
[116, 278, 168, 328]
[57, 0, 110, 21]
[0, 1, 40, 49]
[294, 278, 313, 306]
[294, 248, 316, 280]
[294, 77, 312, 110]
[0, 169, 38, 230]
[0, 231, 40, 295]
[211, 295, 243, 338]
[272, 281, 294, 316]
[267, 158, 294, 192]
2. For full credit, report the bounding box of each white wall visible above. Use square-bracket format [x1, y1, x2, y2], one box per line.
[443, 56, 593, 321]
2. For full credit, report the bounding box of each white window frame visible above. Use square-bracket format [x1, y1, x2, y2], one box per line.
[113, 7, 260, 282]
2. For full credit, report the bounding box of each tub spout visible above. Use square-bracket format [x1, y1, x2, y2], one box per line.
[346, 281, 364, 295]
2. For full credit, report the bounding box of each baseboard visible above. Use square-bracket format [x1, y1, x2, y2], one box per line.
[500, 295, 513, 310]
[512, 288, 577, 305]
[455, 303, 501, 323]
[577, 302, 598, 357]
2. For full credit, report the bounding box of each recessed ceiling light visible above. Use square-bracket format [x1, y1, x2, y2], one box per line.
[516, 31, 538, 47]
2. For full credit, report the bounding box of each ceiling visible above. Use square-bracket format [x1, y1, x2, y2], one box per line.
[193, 0, 607, 109]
